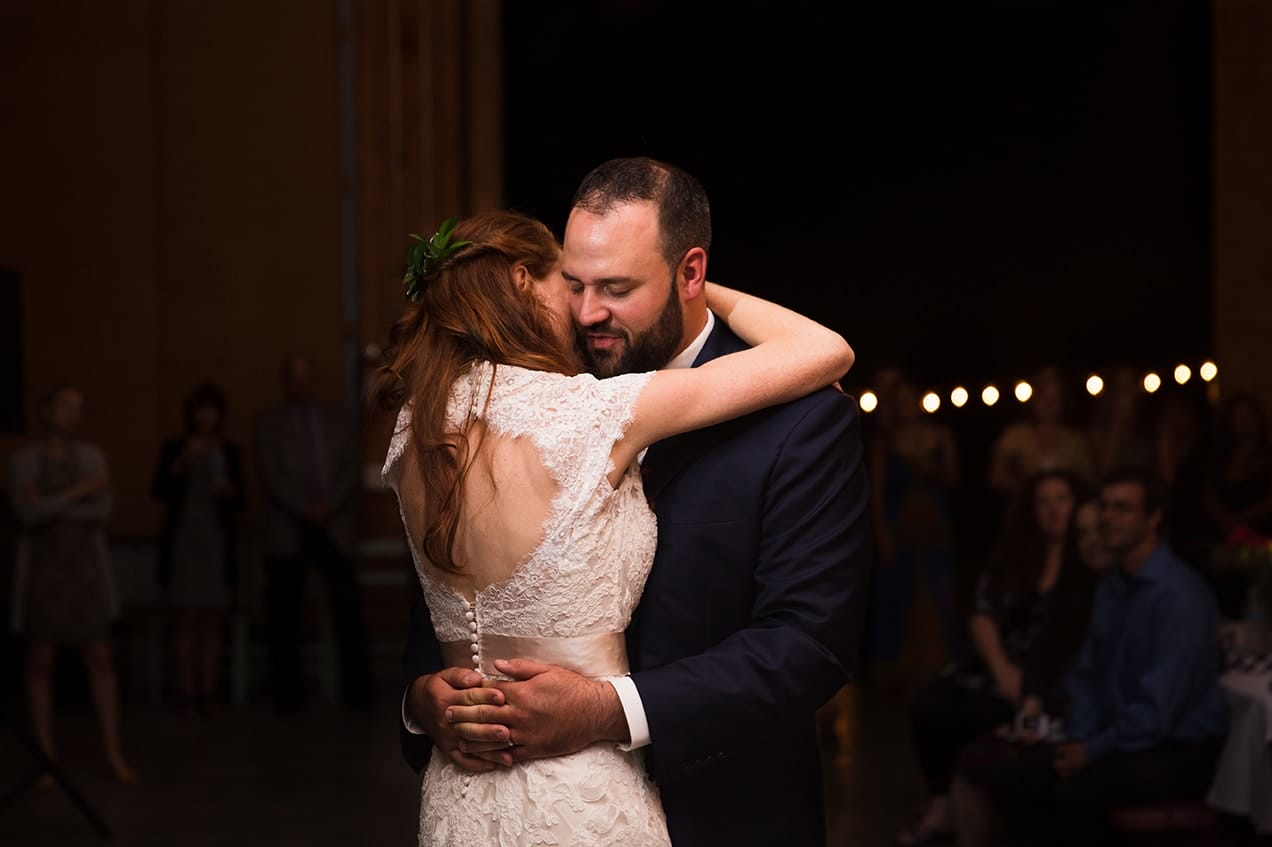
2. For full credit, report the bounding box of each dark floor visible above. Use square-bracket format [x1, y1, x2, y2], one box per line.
[0, 677, 1263, 847]
[0, 675, 923, 847]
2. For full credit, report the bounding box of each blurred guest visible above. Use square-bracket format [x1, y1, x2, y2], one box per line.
[950, 495, 1108, 847]
[1088, 365, 1156, 476]
[254, 353, 372, 711]
[895, 470, 1085, 845]
[988, 367, 1094, 498]
[1201, 391, 1272, 617]
[862, 364, 905, 445]
[865, 377, 959, 688]
[951, 466, 1228, 847]
[1070, 496, 1116, 577]
[1157, 391, 1211, 569]
[151, 381, 244, 717]
[6, 384, 136, 785]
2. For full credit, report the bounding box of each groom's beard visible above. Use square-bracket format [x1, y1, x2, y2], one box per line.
[575, 281, 683, 378]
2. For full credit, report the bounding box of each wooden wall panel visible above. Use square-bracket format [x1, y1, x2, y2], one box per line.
[0, 0, 503, 545]
[0, 2, 163, 535]
[1214, 0, 1272, 412]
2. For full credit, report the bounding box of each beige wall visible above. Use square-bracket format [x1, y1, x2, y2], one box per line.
[1214, 0, 1272, 413]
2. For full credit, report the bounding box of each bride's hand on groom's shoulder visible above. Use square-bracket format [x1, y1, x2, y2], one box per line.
[458, 659, 628, 765]
[409, 668, 507, 773]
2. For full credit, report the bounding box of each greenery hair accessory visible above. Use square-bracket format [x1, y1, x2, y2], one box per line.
[404, 216, 472, 302]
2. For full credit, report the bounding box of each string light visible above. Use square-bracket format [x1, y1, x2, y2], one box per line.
[853, 360, 1218, 414]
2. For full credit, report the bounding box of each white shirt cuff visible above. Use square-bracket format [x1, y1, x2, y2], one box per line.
[608, 675, 651, 750]
[402, 687, 428, 736]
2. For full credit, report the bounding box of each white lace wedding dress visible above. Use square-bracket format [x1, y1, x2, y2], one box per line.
[382, 361, 671, 847]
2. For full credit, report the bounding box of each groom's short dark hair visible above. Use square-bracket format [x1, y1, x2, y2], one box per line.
[572, 156, 711, 273]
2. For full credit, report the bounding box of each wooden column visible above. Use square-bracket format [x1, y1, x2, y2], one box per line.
[1214, 0, 1272, 411]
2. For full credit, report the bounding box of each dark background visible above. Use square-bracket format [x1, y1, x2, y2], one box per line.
[501, 0, 1213, 581]
[503, 0, 1212, 392]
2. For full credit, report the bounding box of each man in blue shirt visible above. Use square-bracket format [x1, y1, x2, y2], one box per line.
[972, 465, 1228, 846]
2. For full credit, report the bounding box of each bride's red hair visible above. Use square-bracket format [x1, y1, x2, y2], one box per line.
[372, 210, 577, 572]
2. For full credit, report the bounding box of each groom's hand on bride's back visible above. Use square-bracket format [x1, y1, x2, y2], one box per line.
[408, 667, 507, 772]
[450, 658, 628, 765]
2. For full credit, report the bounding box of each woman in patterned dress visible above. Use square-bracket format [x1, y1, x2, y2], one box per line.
[7, 383, 136, 785]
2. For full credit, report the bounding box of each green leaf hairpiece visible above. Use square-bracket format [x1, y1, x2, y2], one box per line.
[403, 216, 472, 302]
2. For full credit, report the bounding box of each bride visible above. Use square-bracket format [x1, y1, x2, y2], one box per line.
[375, 209, 853, 845]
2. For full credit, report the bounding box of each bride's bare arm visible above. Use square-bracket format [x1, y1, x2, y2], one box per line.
[615, 282, 852, 470]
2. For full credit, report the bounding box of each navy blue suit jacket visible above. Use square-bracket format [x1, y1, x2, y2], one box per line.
[401, 319, 873, 845]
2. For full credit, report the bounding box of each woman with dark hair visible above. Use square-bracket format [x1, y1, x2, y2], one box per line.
[151, 381, 245, 717]
[7, 383, 136, 785]
[896, 470, 1090, 845]
[949, 493, 1107, 847]
[377, 208, 853, 844]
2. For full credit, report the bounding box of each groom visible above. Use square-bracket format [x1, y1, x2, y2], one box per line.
[400, 156, 873, 845]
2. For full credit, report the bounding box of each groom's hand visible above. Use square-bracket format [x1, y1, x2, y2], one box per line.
[450, 658, 628, 765]
[408, 667, 508, 772]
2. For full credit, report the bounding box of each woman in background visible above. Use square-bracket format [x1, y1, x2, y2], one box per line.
[152, 381, 245, 717]
[865, 376, 960, 689]
[8, 383, 136, 785]
[949, 495, 1109, 847]
[1088, 365, 1157, 477]
[896, 470, 1087, 845]
[987, 367, 1094, 498]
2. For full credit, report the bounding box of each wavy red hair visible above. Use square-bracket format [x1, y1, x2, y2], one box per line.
[373, 210, 577, 572]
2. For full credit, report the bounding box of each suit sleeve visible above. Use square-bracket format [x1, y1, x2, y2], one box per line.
[632, 391, 873, 784]
[400, 578, 444, 772]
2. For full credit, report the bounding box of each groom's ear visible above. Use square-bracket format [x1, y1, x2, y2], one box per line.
[678, 247, 708, 300]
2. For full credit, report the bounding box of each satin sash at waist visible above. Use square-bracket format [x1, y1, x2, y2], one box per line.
[439, 631, 628, 678]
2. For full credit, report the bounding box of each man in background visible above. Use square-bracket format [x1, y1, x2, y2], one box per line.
[255, 353, 372, 711]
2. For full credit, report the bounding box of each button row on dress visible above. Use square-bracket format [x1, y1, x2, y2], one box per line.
[460, 600, 478, 799]
[464, 601, 479, 670]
